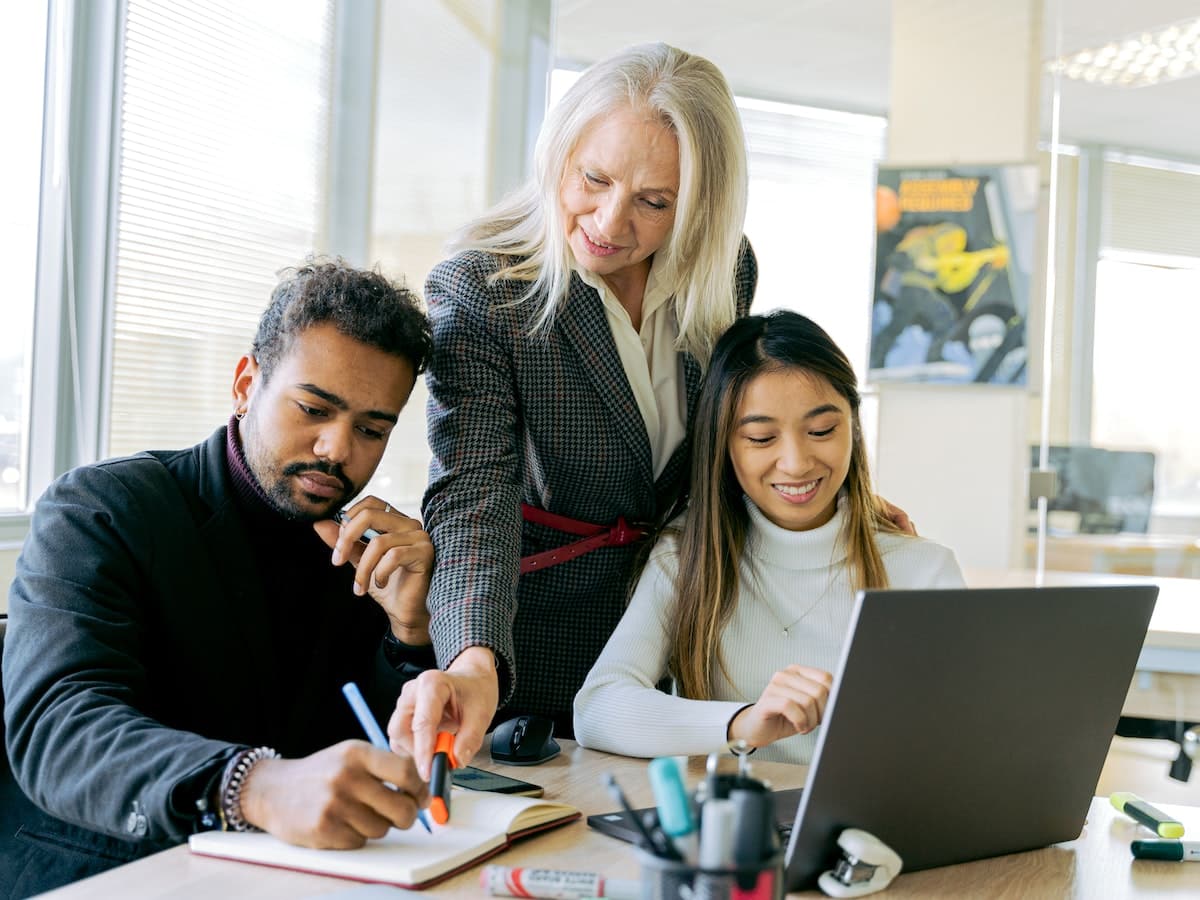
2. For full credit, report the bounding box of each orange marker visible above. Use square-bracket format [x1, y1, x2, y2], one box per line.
[429, 731, 459, 825]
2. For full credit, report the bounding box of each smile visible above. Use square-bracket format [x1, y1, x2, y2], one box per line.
[774, 479, 820, 502]
[580, 227, 622, 257]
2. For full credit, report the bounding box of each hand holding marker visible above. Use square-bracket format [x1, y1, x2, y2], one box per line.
[430, 731, 459, 825]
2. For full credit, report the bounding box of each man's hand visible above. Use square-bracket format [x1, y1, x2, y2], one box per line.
[314, 498, 433, 645]
[728, 665, 833, 749]
[239, 740, 429, 848]
[387, 647, 499, 779]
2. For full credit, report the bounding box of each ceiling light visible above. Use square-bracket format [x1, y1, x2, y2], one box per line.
[1045, 15, 1200, 87]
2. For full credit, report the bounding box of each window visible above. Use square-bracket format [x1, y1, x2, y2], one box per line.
[739, 98, 886, 376]
[108, 0, 336, 457]
[0, 0, 50, 512]
[364, 0, 498, 512]
[1092, 257, 1200, 522]
[1090, 156, 1200, 530]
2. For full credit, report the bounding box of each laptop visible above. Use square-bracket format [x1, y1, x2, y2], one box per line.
[587, 585, 1157, 890]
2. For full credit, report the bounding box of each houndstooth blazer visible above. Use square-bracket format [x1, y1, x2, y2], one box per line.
[422, 240, 757, 729]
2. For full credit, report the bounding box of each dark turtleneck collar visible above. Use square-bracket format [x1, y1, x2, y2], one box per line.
[224, 414, 321, 540]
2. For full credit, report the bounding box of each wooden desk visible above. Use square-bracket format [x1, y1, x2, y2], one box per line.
[38, 742, 1200, 899]
[1023, 534, 1200, 580]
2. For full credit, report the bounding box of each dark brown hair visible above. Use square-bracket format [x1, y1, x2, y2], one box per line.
[253, 258, 432, 383]
[669, 310, 902, 700]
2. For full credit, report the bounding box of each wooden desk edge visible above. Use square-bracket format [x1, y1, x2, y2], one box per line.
[35, 744, 1200, 900]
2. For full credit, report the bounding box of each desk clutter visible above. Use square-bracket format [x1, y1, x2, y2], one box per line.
[580, 749, 901, 900]
[1114, 791, 1200, 864]
[605, 752, 785, 900]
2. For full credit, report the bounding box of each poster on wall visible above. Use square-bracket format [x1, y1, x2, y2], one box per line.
[868, 163, 1037, 386]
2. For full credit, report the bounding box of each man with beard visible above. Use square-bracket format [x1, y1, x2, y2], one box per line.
[1, 260, 435, 897]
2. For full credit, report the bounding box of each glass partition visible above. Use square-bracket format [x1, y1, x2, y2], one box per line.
[1036, 0, 1200, 582]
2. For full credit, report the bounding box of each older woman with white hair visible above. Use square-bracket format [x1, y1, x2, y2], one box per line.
[390, 43, 757, 774]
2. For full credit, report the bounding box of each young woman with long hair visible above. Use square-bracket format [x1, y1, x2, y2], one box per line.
[574, 310, 963, 764]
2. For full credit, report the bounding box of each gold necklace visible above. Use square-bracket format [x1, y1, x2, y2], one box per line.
[751, 561, 837, 638]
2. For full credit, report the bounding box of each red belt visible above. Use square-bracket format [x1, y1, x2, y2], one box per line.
[519, 502, 649, 574]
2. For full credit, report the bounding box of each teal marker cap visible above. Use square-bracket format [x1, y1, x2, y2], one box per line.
[1131, 839, 1185, 861]
[648, 756, 695, 838]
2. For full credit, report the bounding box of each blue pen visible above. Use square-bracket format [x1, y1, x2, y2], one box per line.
[648, 757, 697, 862]
[341, 682, 433, 833]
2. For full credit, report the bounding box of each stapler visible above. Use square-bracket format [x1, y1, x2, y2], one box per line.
[817, 828, 903, 897]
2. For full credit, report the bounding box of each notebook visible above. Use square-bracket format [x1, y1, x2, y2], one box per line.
[189, 788, 580, 889]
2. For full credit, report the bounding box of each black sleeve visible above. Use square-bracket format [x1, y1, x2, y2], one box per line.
[3, 463, 240, 844]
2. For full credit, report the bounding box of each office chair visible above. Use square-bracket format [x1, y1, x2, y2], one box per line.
[1116, 716, 1199, 783]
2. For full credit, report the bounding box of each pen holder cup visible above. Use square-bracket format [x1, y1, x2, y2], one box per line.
[637, 849, 785, 900]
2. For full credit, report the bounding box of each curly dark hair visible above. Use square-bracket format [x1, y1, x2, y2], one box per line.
[252, 258, 433, 384]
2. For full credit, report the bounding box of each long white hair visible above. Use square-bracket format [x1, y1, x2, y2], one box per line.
[451, 42, 748, 362]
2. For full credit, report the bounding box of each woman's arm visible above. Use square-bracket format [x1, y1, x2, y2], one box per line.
[399, 255, 524, 774]
[421, 254, 524, 699]
[572, 546, 746, 758]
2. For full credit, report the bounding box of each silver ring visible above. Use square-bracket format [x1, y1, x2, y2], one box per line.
[383, 503, 392, 514]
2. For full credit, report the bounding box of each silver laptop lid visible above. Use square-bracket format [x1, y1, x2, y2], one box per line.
[784, 584, 1158, 890]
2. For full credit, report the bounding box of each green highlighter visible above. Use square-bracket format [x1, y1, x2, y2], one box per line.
[1110, 792, 1185, 838]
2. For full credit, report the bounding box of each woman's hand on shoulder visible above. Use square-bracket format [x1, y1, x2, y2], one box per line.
[727, 665, 833, 749]
[878, 495, 917, 535]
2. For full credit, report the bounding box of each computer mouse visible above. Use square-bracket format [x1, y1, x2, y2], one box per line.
[489, 714, 561, 766]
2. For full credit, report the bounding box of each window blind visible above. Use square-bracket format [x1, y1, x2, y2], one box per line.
[108, 0, 334, 457]
[739, 98, 887, 376]
[1102, 158, 1200, 260]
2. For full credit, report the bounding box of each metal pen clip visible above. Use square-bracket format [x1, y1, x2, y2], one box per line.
[333, 509, 383, 542]
[703, 751, 725, 802]
[729, 738, 754, 783]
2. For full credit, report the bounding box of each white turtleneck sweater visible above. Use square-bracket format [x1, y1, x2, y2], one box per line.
[572, 499, 965, 765]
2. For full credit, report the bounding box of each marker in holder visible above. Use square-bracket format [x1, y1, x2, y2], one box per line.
[637, 847, 785, 900]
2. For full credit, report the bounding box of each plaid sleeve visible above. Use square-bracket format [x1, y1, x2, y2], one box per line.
[736, 237, 758, 316]
[421, 253, 522, 703]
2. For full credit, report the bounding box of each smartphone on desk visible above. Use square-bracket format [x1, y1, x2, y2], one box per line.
[451, 765, 544, 797]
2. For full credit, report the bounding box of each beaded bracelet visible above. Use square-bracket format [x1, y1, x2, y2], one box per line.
[217, 746, 280, 832]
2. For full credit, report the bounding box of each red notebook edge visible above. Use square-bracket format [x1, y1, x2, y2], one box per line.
[188, 811, 583, 890]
